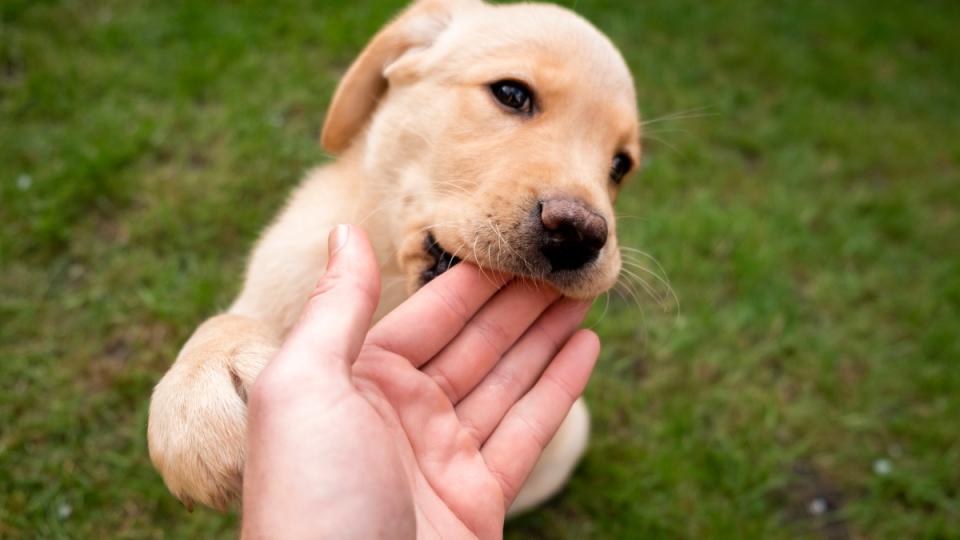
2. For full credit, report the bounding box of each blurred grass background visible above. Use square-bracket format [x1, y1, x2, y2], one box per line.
[2, 0, 959, 538]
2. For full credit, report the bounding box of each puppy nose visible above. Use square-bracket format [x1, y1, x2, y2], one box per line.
[539, 198, 608, 271]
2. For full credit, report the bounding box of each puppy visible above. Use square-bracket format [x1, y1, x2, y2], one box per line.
[148, 0, 640, 515]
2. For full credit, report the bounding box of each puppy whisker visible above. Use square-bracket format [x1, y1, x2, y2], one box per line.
[586, 290, 612, 331]
[641, 133, 684, 156]
[617, 266, 662, 304]
[620, 260, 678, 310]
[614, 214, 649, 223]
[618, 250, 678, 311]
[619, 247, 673, 286]
[613, 271, 646, 315]
[641, 127, 693, 137]
[640, 106, 716, 127]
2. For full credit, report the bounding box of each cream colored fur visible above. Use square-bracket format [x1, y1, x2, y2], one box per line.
[148, 0, 640, 516]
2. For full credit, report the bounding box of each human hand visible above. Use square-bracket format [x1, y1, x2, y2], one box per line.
[241, 225, 599, 539]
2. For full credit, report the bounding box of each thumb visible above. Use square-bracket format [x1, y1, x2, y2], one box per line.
[281, 224, 381, 370]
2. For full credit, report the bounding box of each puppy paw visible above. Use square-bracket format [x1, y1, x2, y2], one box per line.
[147, 314, 277, 510]
[148, 376, 246, 510]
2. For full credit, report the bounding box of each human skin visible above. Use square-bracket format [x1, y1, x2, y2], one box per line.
[241, 225, 600, 539]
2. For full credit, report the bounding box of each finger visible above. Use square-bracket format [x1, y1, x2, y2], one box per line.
[278, 224, 381, 371]
[481, 330, 600, 506]
[369, 358, 501, 537]
[455, 298, 590, 445]
[419, 281, 561, 402]
[366, 263, 510, 366]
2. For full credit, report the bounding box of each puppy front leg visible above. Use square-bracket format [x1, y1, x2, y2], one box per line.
[147, 313, 279, 511]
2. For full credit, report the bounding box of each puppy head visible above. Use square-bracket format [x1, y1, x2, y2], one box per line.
[322, 0, 640, 299]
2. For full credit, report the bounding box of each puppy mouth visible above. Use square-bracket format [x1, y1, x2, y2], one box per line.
[421, 232, 462, 285]
[419, 196, 619, 297]
[420, 231, 599, 289]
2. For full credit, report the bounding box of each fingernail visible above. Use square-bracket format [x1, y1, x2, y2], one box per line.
[329, 224, 350, 257]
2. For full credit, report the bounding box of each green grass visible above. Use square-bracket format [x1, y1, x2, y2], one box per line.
[2, 0, 958, 537]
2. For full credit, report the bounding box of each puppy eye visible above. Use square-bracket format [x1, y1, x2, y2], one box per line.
[490, 80, 534, 114]
[610, 153, 632, 184]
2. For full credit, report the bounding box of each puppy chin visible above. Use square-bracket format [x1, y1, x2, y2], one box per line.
[547, 257, 621, 300]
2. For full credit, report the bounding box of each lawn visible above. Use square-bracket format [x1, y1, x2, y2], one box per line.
[2, 0, 959, 537]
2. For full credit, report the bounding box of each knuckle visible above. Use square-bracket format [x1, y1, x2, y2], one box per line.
[427, 281, 472, 321]
[515, 410, 551, 449]
[471, 316, 511, 356]
[459, 417, 484, 449]
[429, 367, 460, 401]
[533, 323, 563, 352]
[490, 467, 520, 505]
[544, 372, 580, 403]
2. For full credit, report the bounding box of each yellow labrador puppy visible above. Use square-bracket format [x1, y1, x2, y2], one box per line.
[148, 0, 640, 515]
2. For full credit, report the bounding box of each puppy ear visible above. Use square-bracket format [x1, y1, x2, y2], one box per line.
[321, 0, 478, 154]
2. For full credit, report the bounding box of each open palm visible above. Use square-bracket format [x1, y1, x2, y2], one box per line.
[242, 226, 599, 540]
